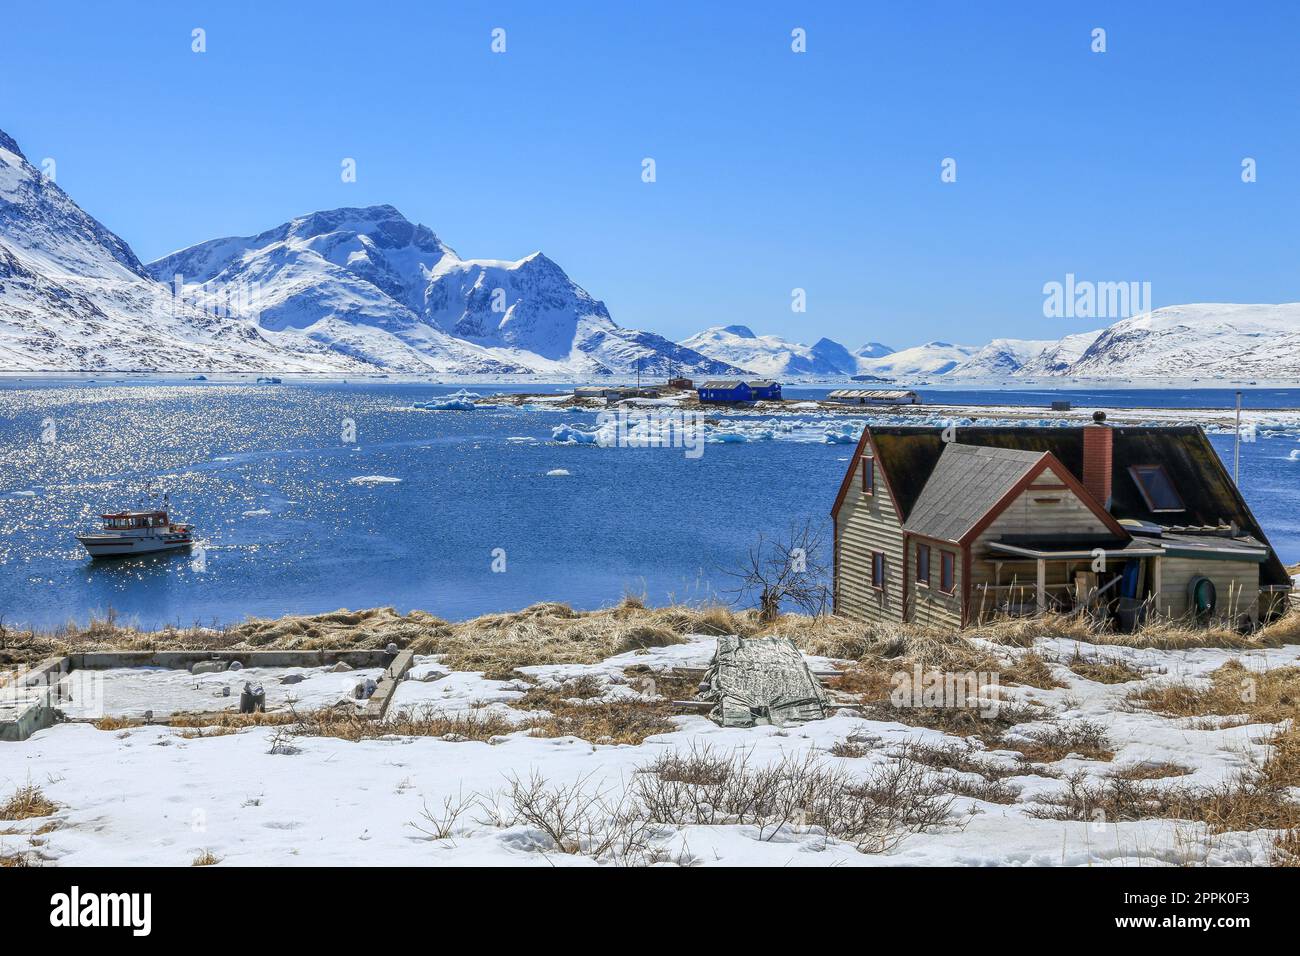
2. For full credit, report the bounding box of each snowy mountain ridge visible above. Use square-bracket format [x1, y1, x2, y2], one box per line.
[0, 127, 736, 376]
[682, 305, 1300, 382]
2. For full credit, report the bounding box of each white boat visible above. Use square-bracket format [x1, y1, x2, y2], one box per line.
[76, 509, 195, 558]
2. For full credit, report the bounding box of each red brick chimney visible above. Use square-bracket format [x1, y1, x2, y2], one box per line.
[1082, 411, 1113, 508]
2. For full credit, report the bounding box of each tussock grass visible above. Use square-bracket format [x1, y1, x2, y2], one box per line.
[191, 850, 222, 866]
[513, 681, 677, 745]
[1067, 652, 1148, 684]
[11, 602, 1297, 675]
[1109, 761, 1192, 781]
[1008, 720, 1114, 763]
[0, 784, 57, 821]
[1127, 661, 1300, 724]
[0, 851, 33, 867]
[1001, 651, 1066, 689]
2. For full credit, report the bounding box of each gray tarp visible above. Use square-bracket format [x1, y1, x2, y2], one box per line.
[700, 635, 830, 728]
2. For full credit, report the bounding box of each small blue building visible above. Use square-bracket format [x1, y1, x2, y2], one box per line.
[697, 380, 753, 403]
[748, 380, 782, 400]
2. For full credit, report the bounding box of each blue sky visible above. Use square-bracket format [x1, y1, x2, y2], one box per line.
[2, 1, 1297, 348]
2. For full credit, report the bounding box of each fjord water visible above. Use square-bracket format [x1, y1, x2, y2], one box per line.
[1, 381, 1296, 631]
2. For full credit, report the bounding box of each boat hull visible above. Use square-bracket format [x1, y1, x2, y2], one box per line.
[76, 535, 193, 558]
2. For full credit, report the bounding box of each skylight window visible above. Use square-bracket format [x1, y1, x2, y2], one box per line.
[1129, 464, 1185, 513]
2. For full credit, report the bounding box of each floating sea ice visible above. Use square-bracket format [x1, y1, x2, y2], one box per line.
[1288, 449, 1300, 461]
[242, 508, 272, 517]
[349, 475, 403, 486]
[11, 490, 37, 497]
[551, 423, 602, 444]
[414, 398, 475, 411]
[823, 421, 861, 444]
[546, 469, 571, 477]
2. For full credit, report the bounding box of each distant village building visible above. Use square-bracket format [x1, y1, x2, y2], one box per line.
[667, 377, 694, 390]
[697, 380, 753, 403]
[573, 385, 660, 401]
[827, 388, 920, 406]
[831, 415, 1290, 631]
[696, 380, 782, 403]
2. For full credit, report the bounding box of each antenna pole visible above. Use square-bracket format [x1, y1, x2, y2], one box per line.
[1233, 389, 1242, 486]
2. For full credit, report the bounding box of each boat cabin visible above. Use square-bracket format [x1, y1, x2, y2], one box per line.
[100, 510, 174, 530]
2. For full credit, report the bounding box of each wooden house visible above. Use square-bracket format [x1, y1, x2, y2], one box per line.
[831, 417, 1291, 630]
[748, 380, 783, 400]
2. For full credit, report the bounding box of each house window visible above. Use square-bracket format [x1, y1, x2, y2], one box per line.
[916, 544, 930, 586]
[861, 456, 874, 494]
[940, 551, 955, 594]
[870, 551, 885, 590]
[1129, 464, 1185, 513]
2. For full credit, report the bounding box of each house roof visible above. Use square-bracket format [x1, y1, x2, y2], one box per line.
[904, 444, 1047, 543]
[699, 380, 748, 390]
[747, 380, 779, 388]
[833, 425, 1289, 587]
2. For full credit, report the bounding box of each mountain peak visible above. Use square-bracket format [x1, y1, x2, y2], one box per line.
[720, 324, 756, 338]
[0, 128, 25, 160]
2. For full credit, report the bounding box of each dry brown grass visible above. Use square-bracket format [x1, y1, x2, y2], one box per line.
[1030, 724, 1300, 841]
[1007, 720, 1114, 763]
[1067, 652, 1148, 684]
[10, 602, 1297, 675]
[1127, 660, 1300, 724]
[292, 705, 521, 742]
[190, 849, 222, 866]
[512, 682, 678, 745]
[1002, 651, 1065, 689]
[0, 851, 33, 867]
[0, 784, 57, 821]
[1109, 761, 1192, 781]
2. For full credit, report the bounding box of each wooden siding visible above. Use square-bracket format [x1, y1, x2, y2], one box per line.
[835, 454, 906, 624]
[904, 536, 962, 628]
[1157, 557, 1260, 625]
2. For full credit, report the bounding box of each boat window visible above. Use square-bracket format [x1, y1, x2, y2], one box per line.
[1128, 464, 1184, 513]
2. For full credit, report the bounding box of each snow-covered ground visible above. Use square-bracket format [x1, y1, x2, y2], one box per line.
[55, 665, 384, 720]
[3, 636, 1296, 867]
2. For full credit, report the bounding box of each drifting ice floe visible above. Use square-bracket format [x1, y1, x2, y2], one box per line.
[349, 475, 403, 486]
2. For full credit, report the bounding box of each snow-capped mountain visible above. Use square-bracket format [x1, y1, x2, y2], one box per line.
[853, 342, 894, 359]
[679, 325, 889, 377]
[0, 127, 735, 376]
[1046, 304, 1300, 379]
[0, 129, 360, 372]
[149, 205, 735, 377]
[853, 341, 982, 378]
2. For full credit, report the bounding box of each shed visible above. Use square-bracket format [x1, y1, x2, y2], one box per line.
[747, 380, 783, 400]
[827, 388, 921, 406]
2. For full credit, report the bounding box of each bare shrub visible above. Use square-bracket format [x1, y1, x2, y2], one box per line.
[409, 791, 477, 841]
[190, 849, 222, 866]
[723, 520, 832, 623]
[503, 771, 657, 862]
[633, 744, 955, 853]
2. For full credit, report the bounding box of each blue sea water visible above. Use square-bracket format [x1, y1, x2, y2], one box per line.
[0, 380, 1296, 630]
